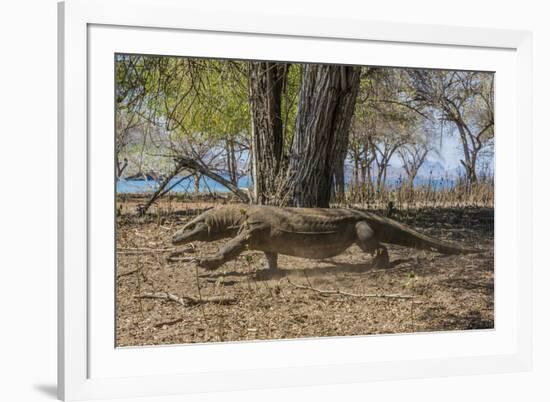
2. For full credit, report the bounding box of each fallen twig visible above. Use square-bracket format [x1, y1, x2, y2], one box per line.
[117, 269, 139, 278]
[117, 247, 176, 255]
[154, 317, 185, 328]
[137, 291, 236, 306]
[166, 256, 198, 263]
[170, 244, 196, 255]
[286, 277, 413, 300]
[166, 245, 196, 262]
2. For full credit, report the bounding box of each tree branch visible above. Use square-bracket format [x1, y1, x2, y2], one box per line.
[175, 156, 250, 202]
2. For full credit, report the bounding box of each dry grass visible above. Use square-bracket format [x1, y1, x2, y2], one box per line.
[344, 175, 494, 209]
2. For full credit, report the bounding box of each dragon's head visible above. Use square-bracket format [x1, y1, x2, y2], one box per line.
[171, 206, 247, 245]
[171, 218, 209, 245]
[172, 221, 209, 245]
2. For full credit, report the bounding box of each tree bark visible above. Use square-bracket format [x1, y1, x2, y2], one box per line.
[280, 65, 360, 207]
[333, 154, 347, 203]
[352, 149, 360, 199]
[248, 62, 288, 204]
[193, 174, 200, 194]
[361, 162, 368, 201]
[455, 122, 478, 185]
[226, 138, 237, 185]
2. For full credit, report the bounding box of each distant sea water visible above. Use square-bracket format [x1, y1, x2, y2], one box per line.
[116, 175, 458, 194]
[117, 175, 251, 194]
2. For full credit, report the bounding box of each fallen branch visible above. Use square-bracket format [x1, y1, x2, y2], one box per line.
[166, 256, 198, 263]
[166, 245, 196, 262]
[118, 247, 175, 252]
[175, 156, 250, 203]
[154, 317, 185, 328]
[136, 162, 191, 215]
[117, 269, 139, 278]
[286, 277, 413, 300]
[137, 291, 236, 306]
[117, 247, 176, 255]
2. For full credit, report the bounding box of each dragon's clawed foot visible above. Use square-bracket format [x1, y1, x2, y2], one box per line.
[371, 247, 390, 269]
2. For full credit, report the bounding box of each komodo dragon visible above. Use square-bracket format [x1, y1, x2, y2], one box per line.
[173, 205, 479, 271]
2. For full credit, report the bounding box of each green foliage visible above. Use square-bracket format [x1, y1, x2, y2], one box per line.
[115, 55, 250, 167]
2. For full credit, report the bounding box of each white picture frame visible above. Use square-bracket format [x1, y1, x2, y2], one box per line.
[58, 0, 533, 400]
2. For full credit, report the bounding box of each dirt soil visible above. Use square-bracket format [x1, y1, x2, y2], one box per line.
[115, 197, 494, 347]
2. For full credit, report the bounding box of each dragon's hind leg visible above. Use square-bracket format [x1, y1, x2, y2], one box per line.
[371, 246, 389, 268]
[355, 221, 390, 268]
[198, 230, 251, 270]
[264, 252, 278, 270]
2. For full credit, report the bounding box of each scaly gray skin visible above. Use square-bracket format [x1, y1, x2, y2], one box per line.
[171, 204, 248, 245]
[194, 205, 481, 271]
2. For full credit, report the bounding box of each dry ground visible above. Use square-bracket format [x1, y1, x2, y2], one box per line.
[115, 196, 494, 347]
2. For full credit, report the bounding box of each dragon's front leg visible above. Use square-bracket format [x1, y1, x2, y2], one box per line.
[198, 230, 251, 270]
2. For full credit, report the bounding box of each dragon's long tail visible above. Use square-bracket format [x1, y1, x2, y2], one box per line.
[357, 210, 481, 254]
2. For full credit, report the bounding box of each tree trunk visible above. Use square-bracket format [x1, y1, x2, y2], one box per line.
[333, 153, 347, 203]
[352, 151, 359, 199]
[363, 161, 369, 201]
[456, 123, 478, 185]
[280, 65, 360, 207]
[248, 62, 288, 204]
[194, 174, 200, 194]
[376, 158, 387, 192]
[382, 164, 388, 190]
[364, 142, 374, 200]
[226, 138, 237, 185]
